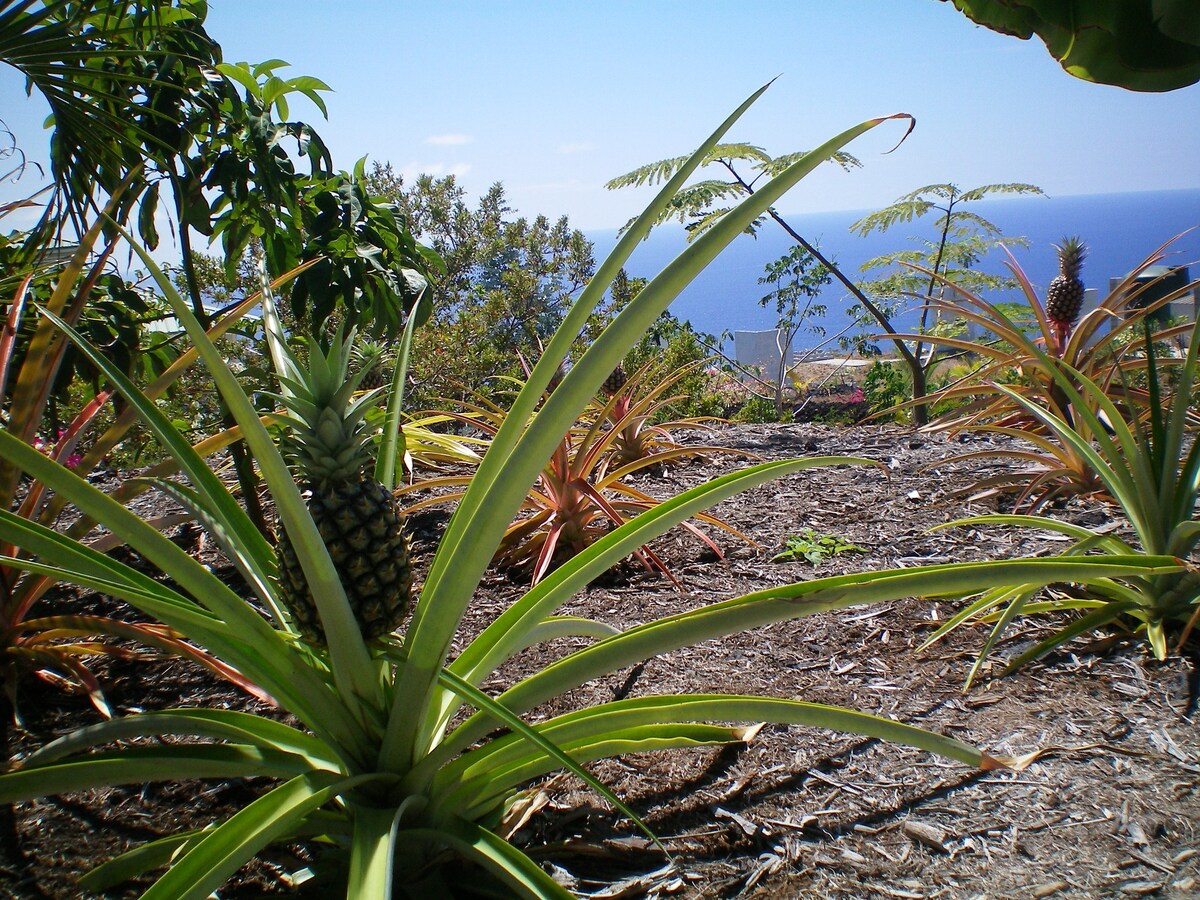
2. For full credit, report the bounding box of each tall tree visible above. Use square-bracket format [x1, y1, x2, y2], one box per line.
[608, 144, 1039, 424]
[366, 166, 594, 401]
[757, 245, 832, 417]
[850, 181, 1043, 420]
[2, 2, 434, 534]
[0, 0, 223, 240]
[608, 141, 936, 419]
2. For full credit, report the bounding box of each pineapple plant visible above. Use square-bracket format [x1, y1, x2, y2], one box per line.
[1046, 236, 1087, 331]
[272, 330, 412, 642]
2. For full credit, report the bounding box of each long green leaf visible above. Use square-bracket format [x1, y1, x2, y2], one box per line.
[448, 724, 744, 822]
[0, 435, 313, 699]
[24, 709, 339, 771]
[435, 667, 664, 853]
[433, 692, 1003, 822]
[78, 829, 208, 892]
[439, 556, 1181, 757]
[426, 456, 873, 749]
[999, 601, 1141, 674]
[0, 745, 313, 804]
[400, 819, 576, 900]
[36, 306, 278, 605]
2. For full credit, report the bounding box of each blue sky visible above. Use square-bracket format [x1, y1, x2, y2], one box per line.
[3, 0, 1199, 232]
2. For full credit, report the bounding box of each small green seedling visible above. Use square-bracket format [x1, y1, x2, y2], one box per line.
[772, 528, 867, 565]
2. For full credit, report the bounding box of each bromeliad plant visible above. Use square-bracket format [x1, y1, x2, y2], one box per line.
[901, 241, 1197, 508]
[922, 317, 1200, 686]
[400, 377, 754, 587]
[0, 90, 1183, 899]
[587, 357, 726, 469]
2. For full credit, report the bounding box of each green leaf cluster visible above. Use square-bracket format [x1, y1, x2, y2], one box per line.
[772, 528, 868, 565]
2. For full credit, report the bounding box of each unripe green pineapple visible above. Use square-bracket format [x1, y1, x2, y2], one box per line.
[351, 338, 393, 392]
[600, 363, 628, 396]
[1047, 237, 1087, 329]
[273, 331, 412, 643]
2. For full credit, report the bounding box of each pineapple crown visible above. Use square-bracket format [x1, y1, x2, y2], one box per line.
[270, 328, 383, 485]
[1054, 236, 1087, 275]
[351, 337, 389, 371]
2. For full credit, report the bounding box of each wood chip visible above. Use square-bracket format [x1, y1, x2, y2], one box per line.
[1128, 849, 1174, 874]
[862, 885, 925, 899]
[1123, 819, 1150, 847]
[713, 806, 763, 838]
[1031, 882, 1069, 898]
[1117, 881, 1163, 895]
[903, 820, 948, 853]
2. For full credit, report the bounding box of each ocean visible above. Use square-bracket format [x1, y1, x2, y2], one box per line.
[587, 188, 1200, 354]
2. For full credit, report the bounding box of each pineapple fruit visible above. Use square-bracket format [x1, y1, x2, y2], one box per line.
[273, 330, 412, 643]
[351, 337, 393, 392]
[1047, 236, 1087, 329]
[600, 364, 628, 396]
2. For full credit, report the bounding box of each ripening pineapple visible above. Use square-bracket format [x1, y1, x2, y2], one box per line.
[600, 363, 628, 396]
[1046, 237, 1087, 329]
[273, 331, 412, 643]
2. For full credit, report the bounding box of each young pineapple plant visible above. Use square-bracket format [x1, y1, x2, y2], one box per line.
[1047, 236, 1086, 350]
[273, 330, 412, 642]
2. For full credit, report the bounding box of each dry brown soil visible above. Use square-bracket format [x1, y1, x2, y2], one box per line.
[3, 423, 1198, 899]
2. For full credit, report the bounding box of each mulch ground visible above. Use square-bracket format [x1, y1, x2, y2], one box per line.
[3, 423, 1198, 899]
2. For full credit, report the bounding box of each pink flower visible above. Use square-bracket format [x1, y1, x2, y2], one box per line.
[65, 454, 83, 468]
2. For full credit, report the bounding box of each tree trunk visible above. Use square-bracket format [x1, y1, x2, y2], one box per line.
[910, 360, 930, 427]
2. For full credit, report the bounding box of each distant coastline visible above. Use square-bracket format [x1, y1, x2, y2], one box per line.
[588, 188, 1200, 352]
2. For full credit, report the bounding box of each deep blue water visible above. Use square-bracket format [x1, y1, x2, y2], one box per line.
[587, 188, 1200, 353]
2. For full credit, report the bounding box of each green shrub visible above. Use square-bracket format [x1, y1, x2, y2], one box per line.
[862, 360, 909, 422]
